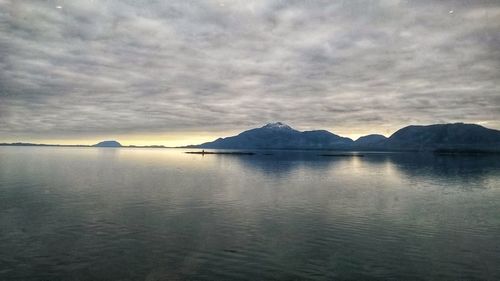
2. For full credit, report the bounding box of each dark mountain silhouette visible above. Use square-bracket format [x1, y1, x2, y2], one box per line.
[384, 123, 500, 151]
[195, 122, 353, 149]
[93, 140, 122, 147]
[192, 122, 500, 152]
[2, 123, 499, 152]
[354, 134, 387, 148]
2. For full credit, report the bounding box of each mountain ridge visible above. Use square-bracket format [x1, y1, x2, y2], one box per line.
[190, 122, 500, 152]
[1, 122, 499, 152]
[194, 122, 354, 150]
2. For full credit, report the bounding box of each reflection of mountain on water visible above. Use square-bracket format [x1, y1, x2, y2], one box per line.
[229, 151, 500, 187]
[364, 153, 500, 188]
[3, 148, 500, 280]
[224, 150, 353, 176]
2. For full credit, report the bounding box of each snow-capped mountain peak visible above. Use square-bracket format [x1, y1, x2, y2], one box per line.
[262, 122, 292, 130]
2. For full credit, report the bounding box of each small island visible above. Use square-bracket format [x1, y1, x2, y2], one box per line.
[93, 140, 122, 147]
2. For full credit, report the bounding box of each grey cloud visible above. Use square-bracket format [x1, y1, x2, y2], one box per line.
[0, 0, 499, 141]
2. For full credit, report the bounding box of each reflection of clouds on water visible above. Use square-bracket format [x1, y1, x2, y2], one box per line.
[2, 148, 500, 280]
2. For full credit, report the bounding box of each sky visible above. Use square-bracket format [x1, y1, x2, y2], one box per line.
[1, 0, 499, 146]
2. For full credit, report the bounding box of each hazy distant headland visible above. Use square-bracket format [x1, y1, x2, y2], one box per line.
[0, 141, 166, 149]
[93, 140, 122, 147]
[2, 122, 500, 153]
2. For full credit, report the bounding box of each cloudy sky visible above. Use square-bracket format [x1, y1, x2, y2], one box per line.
[1, 0, 499, 145]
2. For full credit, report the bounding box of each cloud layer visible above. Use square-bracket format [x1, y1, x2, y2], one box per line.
[1, 0, 499, 143]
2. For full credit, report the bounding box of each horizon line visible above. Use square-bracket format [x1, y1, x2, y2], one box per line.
[0, 121, 496, 148]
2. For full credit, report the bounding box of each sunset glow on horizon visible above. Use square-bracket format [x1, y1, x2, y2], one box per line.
[0, 128, 383, 147]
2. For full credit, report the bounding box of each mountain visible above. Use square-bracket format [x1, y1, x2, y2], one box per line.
[192, 122, 500, 152]
[384, 123, 500, 151]
[3, 123, 498, 152]
[354, 134, 387, 147]
[195, 122, 353, 149]
[93, 140, 122, 147]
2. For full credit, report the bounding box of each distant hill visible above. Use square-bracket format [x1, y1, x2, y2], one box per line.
[195, 122, 353, 149]
[93, 140, 122, 147]
[0, 141, 169, 149]
[0, 142, 53, 147]
[2, 123, 500, 152]
[0, 142, 87, 147]
[191, 122, 500, 152]
[354, 134, 387, 148]
[384, 123, 500, 151]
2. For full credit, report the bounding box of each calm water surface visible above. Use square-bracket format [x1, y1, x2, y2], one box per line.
[1, 147, 499, 280]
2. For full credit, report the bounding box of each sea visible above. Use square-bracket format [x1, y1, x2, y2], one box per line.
[1, 146, 499, 280]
